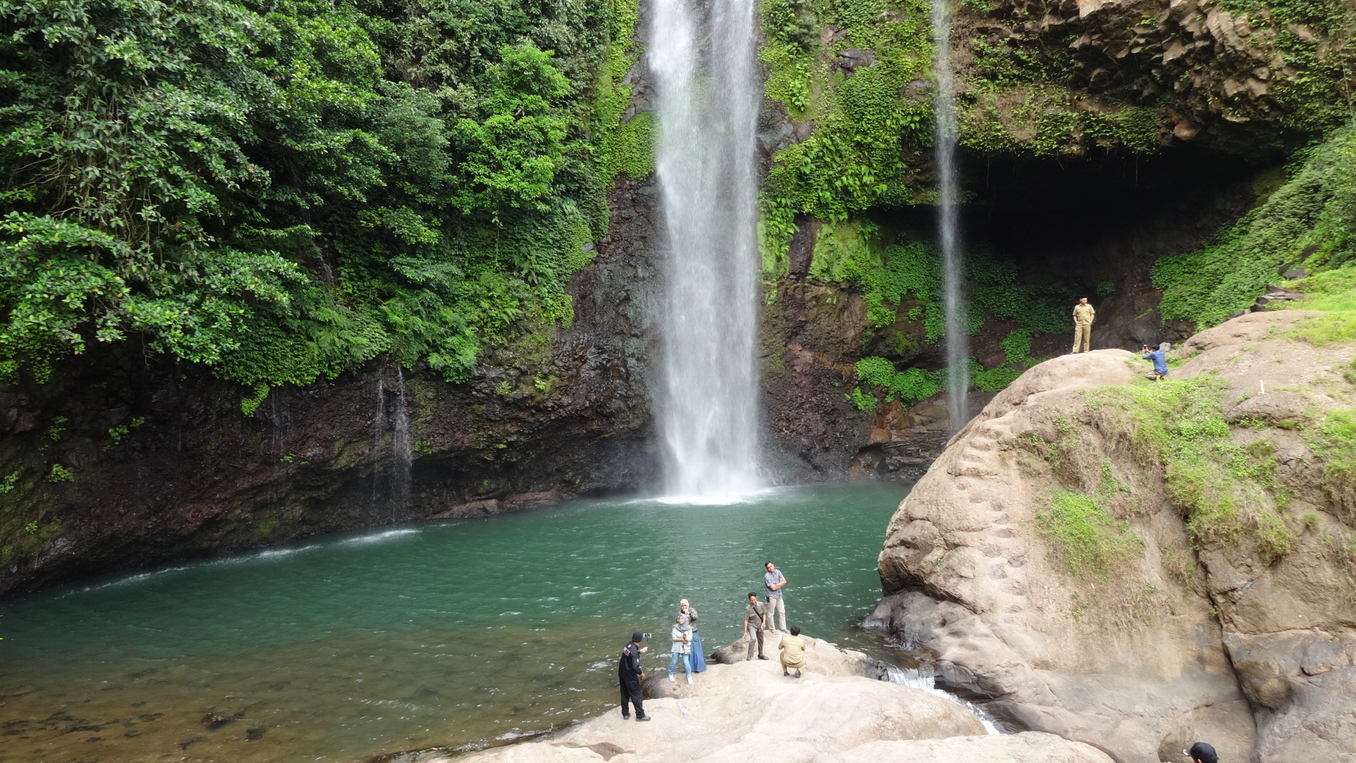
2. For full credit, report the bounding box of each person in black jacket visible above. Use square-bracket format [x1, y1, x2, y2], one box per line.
[618, 632, 651, 721]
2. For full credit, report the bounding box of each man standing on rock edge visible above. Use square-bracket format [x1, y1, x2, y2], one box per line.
[764, 561, 788, 632]
[618, 632, 651, 721]
[743, 592, 769, 661]
[1071, 296, 1095, 353]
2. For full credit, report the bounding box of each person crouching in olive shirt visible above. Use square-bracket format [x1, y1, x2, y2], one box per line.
[618, 632, 651, 721]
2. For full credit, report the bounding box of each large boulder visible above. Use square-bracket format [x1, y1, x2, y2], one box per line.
[871, 311, 1356, 763]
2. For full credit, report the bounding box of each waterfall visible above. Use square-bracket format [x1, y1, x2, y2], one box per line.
[370, 376, 386, 509]
[391, 368, 412, 518]
[931, 0, 969, 429]
[370, 368, 412, 519]
[649, 0, 761, 497]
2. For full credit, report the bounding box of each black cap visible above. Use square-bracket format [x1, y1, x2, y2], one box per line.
[1188, 742, 1218, 763]
[632, 631, 644, 642]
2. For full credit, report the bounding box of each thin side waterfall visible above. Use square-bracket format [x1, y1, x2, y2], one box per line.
[391, 368, 412, 517]
[932, 0, 968, 429]
[370, 369, 412, 519]
[649, 0, 761, 497]
[370, 376, 386, 509]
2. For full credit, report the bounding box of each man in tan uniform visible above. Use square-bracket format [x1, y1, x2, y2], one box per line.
[1071, 297, 1095, 353]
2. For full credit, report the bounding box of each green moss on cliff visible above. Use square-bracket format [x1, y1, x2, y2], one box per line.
[960, 85, 1163, 156]
[1153, 124, 1356, 329]
[1035, 489, 1144, 581]
[1089, 374, 1298, 564]
[758, 0, 934, 269]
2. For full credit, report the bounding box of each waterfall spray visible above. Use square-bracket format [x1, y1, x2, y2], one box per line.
[931, 0, 968, 430]
[650, 0, 761, 497]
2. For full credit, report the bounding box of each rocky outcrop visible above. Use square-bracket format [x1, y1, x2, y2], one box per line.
[385, 637, 1113, 763]
[871, 311, 1356, 763]
[961, 0, 1351, 150]
[0, 179, 662, 598]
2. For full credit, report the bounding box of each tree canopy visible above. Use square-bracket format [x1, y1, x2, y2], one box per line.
[0, 0, 632, 385]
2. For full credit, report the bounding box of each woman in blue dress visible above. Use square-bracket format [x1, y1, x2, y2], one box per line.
[680, 599, 706, 672]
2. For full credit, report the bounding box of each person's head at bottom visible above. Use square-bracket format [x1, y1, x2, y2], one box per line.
[789, 625, 801, 636]
[747, 592, 758, 603]
[631, 631, 644, 644]
[1185, 742, 1217, 763]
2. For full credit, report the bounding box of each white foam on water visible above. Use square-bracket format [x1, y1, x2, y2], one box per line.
[339, 528, 420, 546]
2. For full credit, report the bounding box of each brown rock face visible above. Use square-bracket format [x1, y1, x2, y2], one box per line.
[0, 179, 662, 598]
[962, 0, 1333, 148]
[871, 312, 1356, 763]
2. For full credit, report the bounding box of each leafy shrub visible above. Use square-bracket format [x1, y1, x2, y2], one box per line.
[856, 356, 944, 404]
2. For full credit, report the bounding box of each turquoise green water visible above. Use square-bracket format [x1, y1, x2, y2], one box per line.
[0, 483, 908, 762]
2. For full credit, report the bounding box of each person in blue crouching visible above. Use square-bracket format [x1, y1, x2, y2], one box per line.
[1142, 342, 1170, 381]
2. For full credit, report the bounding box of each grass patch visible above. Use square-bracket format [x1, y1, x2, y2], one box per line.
[1285, 268, 1356, 311]
[1088, 375, 1298, 564]
[1035, 490, 1144, 580]
[1305, 408, 1356, 507]
[1286, 311, 1356, 346]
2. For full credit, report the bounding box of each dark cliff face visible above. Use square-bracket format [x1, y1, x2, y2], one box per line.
[0, 180, 662, 599]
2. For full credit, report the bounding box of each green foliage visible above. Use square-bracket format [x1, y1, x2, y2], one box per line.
[960, 85, 1164, 156]
[1096, 281, 1116, 298]
[0, 471, 18, 494]
[46, 464, 74, 483]
[1214, 0, 1356, 134]
[971, 328, 1039, 391]
[0, 0, 636, 391]
[1035, 489, 1144, 580]
[757, 0, 934, 268]
[601, 112, 656, 180]
[45, 416, 67, 442]
[1287, 311, 1356, 345]
[1305, 408, 1356, 508]
[846, 386, 876, 411]
[809, 221, 1073, 343]
[451, 45, 572, 215]
[856, 356, 944, 404]
[1286, 268, 1356, 311]
[106, 417, 145, 446]
[241, 383, 271, 417]
[1089, 375, 1297, 564]
[1153, 125, 1356, 329]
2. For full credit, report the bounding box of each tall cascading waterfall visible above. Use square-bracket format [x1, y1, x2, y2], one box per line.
[931, 0, 969, 430]
[649, 0, 762, 497]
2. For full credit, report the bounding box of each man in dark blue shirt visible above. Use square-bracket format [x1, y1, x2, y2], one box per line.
[617, 632, 651, 721]
[1142, 343, 1170, 381]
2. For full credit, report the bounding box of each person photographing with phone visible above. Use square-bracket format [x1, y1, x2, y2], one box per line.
[618, 632, 651, 721]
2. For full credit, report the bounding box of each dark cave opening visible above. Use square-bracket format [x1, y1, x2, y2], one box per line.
[877, 144, 1267, 292]
[962, 144, 1265, 291]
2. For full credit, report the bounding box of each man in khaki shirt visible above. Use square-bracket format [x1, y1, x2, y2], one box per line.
[743, 592, 769, 661]
[1071, 297, 1095, 353]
